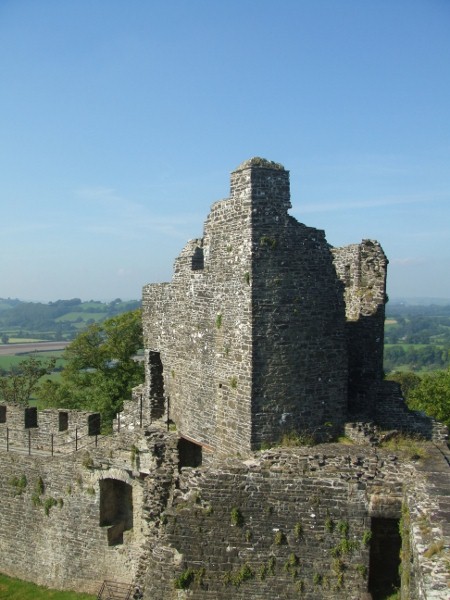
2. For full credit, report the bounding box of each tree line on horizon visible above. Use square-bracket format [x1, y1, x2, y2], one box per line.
[384, 302, 450, 372]
[0, 297, 140, 343]
[0, 309, 143, 431]
[0, 300, 449, 433]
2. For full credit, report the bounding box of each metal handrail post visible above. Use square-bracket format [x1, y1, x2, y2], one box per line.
[166, 395, 170, 431]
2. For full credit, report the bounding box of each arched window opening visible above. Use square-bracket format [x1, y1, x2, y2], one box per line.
[99, 479, 133, 546]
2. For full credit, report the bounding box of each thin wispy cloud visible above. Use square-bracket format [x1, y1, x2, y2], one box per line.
[75, 186, 142, 214]
[0, 222, 54, 236]
[75, 186, 202, 240]
[310, 154, 410, 177]
[76, 186, 118, 200]
[390, 257, 427, 267]
[293, 193, 446, 214]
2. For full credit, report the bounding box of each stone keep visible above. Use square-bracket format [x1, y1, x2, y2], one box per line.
[142, 158, 388, 455]
[1, 158, 448, 600]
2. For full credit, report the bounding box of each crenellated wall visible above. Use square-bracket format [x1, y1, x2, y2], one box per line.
[0, 424, 178, 594]
[0, 404, 100, 453]
[0, 407, 448, 599]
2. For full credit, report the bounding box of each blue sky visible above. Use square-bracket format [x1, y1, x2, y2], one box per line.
[1, 0, 449, 302]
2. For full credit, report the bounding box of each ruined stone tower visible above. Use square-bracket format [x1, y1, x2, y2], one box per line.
[1, 158, 448, 600]
[142, 158, 388, 456]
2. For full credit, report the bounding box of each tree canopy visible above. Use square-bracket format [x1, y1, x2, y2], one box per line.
[388, 368, 450, 429]
[386, 371, 422, 399]
[37, 309, 144, 429]
[407, 368, 450, 429]
[0, 355, 56, 405]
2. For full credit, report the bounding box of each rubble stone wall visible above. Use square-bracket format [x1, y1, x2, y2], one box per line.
[0, 428, 177, 594]
[141, 445, 412, 600]
[332, 241, 388, 416]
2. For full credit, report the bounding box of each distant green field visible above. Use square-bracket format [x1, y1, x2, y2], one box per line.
[0, 351, 65, 371]
[384, 343, 431, 351]
[2, 331, 58, 340]
[0, 573, 96, 599]
[77, 301, 105, 310]
[8, 337, 46, 343]
[55, 312, 105, 322]
[39, 370, 63, 383]
[386, 364, 431, 374]
[0, 298, 140, 346]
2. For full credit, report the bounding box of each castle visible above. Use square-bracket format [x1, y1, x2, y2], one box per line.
[0, 158, 448, 599]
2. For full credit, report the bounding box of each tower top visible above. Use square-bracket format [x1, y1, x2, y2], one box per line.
[233, 157, 285, 171]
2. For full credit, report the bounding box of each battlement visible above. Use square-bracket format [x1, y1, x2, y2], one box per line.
[0, 403, 101, 454]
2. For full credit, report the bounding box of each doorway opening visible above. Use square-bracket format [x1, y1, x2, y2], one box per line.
[178, 437, 202, 469]
[149, 351, 165, 420]
[191, 246, 204, 270]
[368, 517, 401, 599]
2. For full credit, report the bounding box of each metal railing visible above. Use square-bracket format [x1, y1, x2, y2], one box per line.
[115, 395, 145, 432]
[97, 580, 134, 600]
[0, 425, 102, 456]
[0, 393, 173, 456]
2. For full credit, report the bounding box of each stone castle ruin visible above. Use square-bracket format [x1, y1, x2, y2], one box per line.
[0, 158, 448, 599]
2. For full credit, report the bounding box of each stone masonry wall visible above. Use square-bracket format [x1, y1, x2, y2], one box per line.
[244, 163, 348, 445]
[142, 158, 350, 454]
[1, 418, 448, 599]
[142, 176, 254, 455]
[141, 444, 417, 600]
[376, 380, 449, 442]
[1, 157, 448, 600]
[332, 241, 388, 416]
[0, 427, 178, 594]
